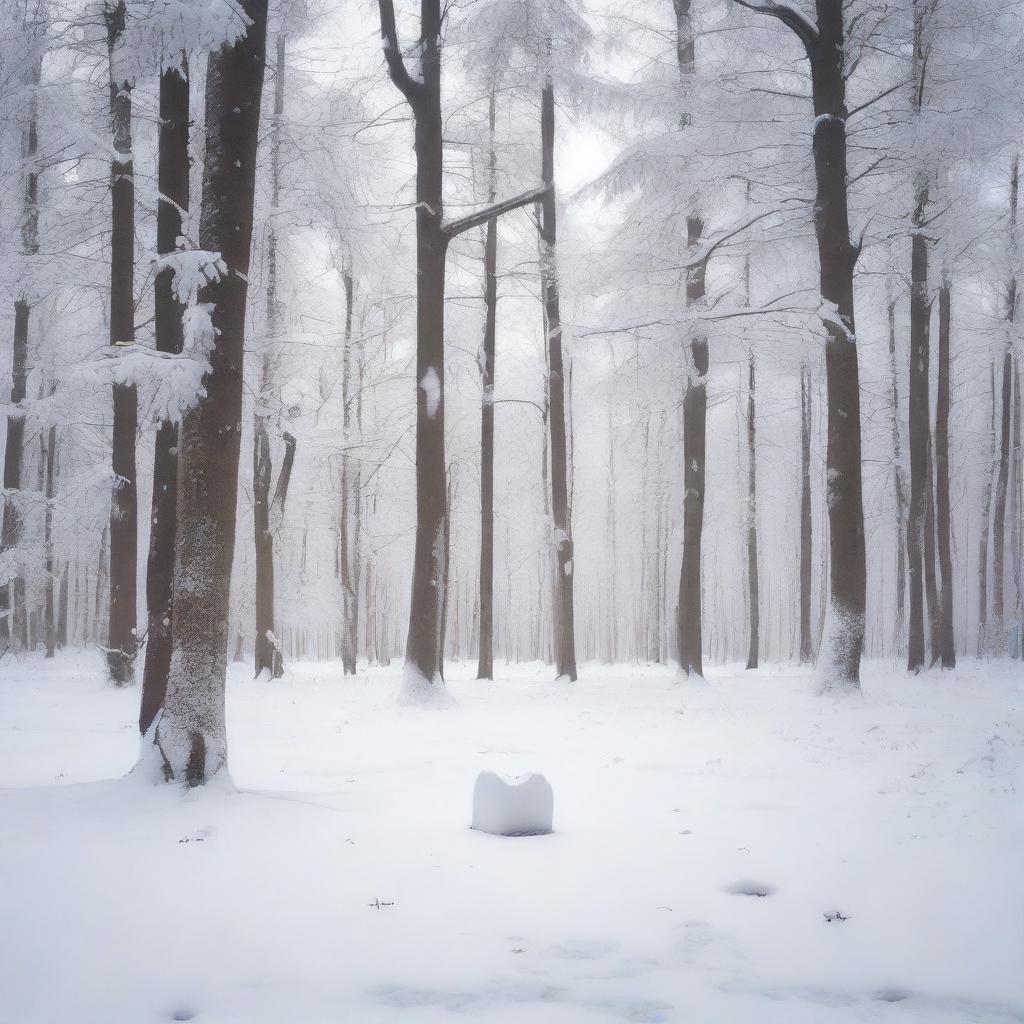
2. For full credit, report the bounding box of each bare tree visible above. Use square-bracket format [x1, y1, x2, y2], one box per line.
[104, 0, 138, 686]
[935, 274, 955, 667]
[140, 53, 189, 734]
[153, 0, 270, 784]
[735, 0, 867, 689]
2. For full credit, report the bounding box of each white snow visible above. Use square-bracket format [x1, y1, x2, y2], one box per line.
[471, 770, 554, 836]
[1, 654, 1022, 1023]
[420, 366, 441, 419]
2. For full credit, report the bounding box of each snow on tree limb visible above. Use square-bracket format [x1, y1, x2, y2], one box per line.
[377, 0, 422, 103]
[732, 0, 819, 55]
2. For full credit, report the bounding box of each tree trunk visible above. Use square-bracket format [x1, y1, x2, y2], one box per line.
[673, 0, 706, 679]
[885, 294, 908, 657]
[43, 422, 57, 658]
[745, 352, 760, 669]
[0, 50, 41, 656]
[979, 361, 995, 654]
[340, 267, 359, 675]
[105, 0, 138, 686]
[539, 74, 577, 682]
[799, 362, 813, 663]
[57, 560, 68, 649]
[924, 428, 942, 663]
[477, 84, 498, 682]
[802, 0, 867, 689]
[140, 56, 189, 734]
[935, 276, 955, 667]
[254, 33, 287, 681]
[153, 0, 269, 784]
[992, 156, 1019, 656]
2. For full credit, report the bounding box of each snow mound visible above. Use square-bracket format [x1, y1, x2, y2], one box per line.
[471, 771, 553, 836]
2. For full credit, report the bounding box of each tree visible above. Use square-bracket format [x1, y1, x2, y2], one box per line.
[152, 0, 270, 784]
[140, 53, 190, 734]
[0, 11, 42, 656]
[375, 0, 549, 702]
[935, 274, 955, 667]
[735, 0, 867, 689]
[674, 0, 708, 680]
[745, 349, 759, 670]
[253, 33, 296, 680]
[539, 65, 577, 682]
[104, 0, 138, 686]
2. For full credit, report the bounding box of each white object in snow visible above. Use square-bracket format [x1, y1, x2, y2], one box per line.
[471, 771, 553, 836]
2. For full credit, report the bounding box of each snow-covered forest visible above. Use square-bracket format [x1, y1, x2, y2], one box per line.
[1, 0, 1022, 1020]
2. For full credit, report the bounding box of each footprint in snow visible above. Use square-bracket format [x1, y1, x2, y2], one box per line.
[169, 1009, 197, 1021]
[875, 986, 911, 1003]
[723, 879, 776, 898]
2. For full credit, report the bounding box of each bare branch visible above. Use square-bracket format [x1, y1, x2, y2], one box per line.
[732, 0, 818, 55]
[377, 0, 420, 103]
[442, 183, 551, 240]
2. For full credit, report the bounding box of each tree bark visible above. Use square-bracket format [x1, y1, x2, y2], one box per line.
[924, 428, 942, 663]
[477, 84, 498, 681]
[254, 33, 288, 681]
[140, 56, 189, 734]
[886, 294, 908, 656]
[745, 352, 759, 669]
[153, 0, 269, 784]
[935, 276, 955, 667]
[43, 422, 56, 658]
[339, 267, 360, 675]
[0, 50, 41, 656]
[105, 0, 138, 686]
[799, 362, 813, 663]
[992, 156, 1019, 656]
[751, 0, 868, 689]
[539, 73, 578, 682]
[979, 361, 996, 654]
[673, 0, 706, 679]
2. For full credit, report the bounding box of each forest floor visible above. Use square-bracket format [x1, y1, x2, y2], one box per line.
[0, 654, 1022, 1024]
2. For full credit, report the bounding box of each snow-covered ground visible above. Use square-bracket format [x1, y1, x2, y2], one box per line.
[1, 654, 1022, 1023]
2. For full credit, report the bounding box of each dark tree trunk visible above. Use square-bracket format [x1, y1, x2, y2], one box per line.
[906, 183, 931, 672]
[992, 157, 1019, 656]
[140, 56, 189, 734]
[745, 353, 760, 669]
[993, 349, 1013, 652]
[43, 422, 56, 658]
[375, 0, 547, 697]
[886, 295, 908, 655]
[539, 75, 577, 682]
[935, 276, 955, 667]
[0, 51, 41, 656]
[797, 0, 867, 688]
[979, 361, 996, 654]
[57, 560, 68, 648]
[254, 33, 288, 681]
[0, 302, 29, 655]
[477, 85, 498, 682]
[153, 0, 269, 784]
[799, 362, 813, 663]
[673, 0, 706, 679]
[105, 0, 138, 686]
[339, 268, 360, 675]
[924, 429, 942, 663]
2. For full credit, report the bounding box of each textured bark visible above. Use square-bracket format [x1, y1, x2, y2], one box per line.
[105, 0, 138, 686]
[806, 0, 867, 688]
[140, 57, 189, 734]
[153, 0, 268, 784]
[745, 352, 760, 670]
[886, 296, 908, 655]
[979, 362, 996, 654]
[992, 157, 1019, 656]
[673, 0, 706, 678]
[799, 363, 813, 662]
[1, 49, 41, 656]
[539, 75, 577, 682]
[923, 430, 941, 664]
[477, 85, 498, 681]
[935, 277, 955, 667]
[339, 268, 360, 675]
[57, 560, 68, 649]
[254, 34, 288, 680]
[43, 422, 56, 658]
